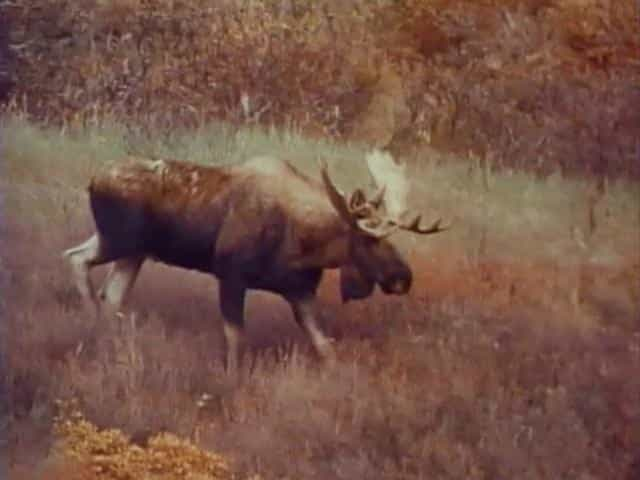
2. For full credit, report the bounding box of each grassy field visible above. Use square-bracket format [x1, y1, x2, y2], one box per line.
[2, 114, 639, 479]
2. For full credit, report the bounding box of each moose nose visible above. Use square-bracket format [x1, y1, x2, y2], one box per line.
[392, 279, 409, 294]
[382, 278, 409, 295]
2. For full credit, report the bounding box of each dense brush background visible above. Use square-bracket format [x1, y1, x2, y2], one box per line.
[5, 0, 640, 178]
[1, 1, 639, 479]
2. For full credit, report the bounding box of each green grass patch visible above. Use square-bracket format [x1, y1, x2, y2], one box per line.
[2, 113, 639, 269]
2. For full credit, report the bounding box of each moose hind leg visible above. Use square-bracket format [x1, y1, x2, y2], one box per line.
[98, 256, 144, 314]
[62, 233, 112, 317]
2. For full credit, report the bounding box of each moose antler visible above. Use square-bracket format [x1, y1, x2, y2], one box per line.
[319, 155, 450, 239]
[395, 213, 450, 234]
[319, 159, 388, 232]
[355, 214, 450, 239]
[364, 150, 451, 237]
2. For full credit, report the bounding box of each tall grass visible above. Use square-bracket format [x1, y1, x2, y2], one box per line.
[4, 113, 637, 266]
[2, 116, 639, 478]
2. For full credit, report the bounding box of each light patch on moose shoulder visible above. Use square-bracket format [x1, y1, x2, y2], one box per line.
[189, 171, 201, 196]
[145, 159, 168, 175]
[114, 158, 168, 178]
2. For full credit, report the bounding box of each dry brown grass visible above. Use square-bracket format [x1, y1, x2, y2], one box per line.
[2, 117, 639, 479]
[2, 0, 639, 179]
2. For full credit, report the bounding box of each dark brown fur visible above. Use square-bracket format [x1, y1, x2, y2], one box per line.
[64, 155, 414, 370]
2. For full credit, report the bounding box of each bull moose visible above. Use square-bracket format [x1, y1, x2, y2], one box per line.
[63, 150, 448, 371]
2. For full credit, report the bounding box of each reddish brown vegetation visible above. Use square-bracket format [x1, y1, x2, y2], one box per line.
[2, 1, 639, 477]
[3, 199, 639, 478]
[2, 0, 640, 179]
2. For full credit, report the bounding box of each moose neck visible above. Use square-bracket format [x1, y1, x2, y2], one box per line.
[318, 232, 352, 269]
[288, 218, 352, 270]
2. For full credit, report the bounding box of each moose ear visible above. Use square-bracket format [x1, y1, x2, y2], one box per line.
[340, 264, 375, 303]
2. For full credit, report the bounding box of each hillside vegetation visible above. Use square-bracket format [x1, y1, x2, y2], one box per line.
[2, 116, 639, 479]
[2, 0, 639, 178]
[1, 1, 639, 479]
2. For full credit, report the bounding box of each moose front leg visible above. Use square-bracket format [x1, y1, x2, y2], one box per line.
[219, 280, 247, 376]
[288, 296, 335, 362]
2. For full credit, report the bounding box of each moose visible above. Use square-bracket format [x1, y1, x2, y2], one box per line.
[63, 150, 448, 371]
